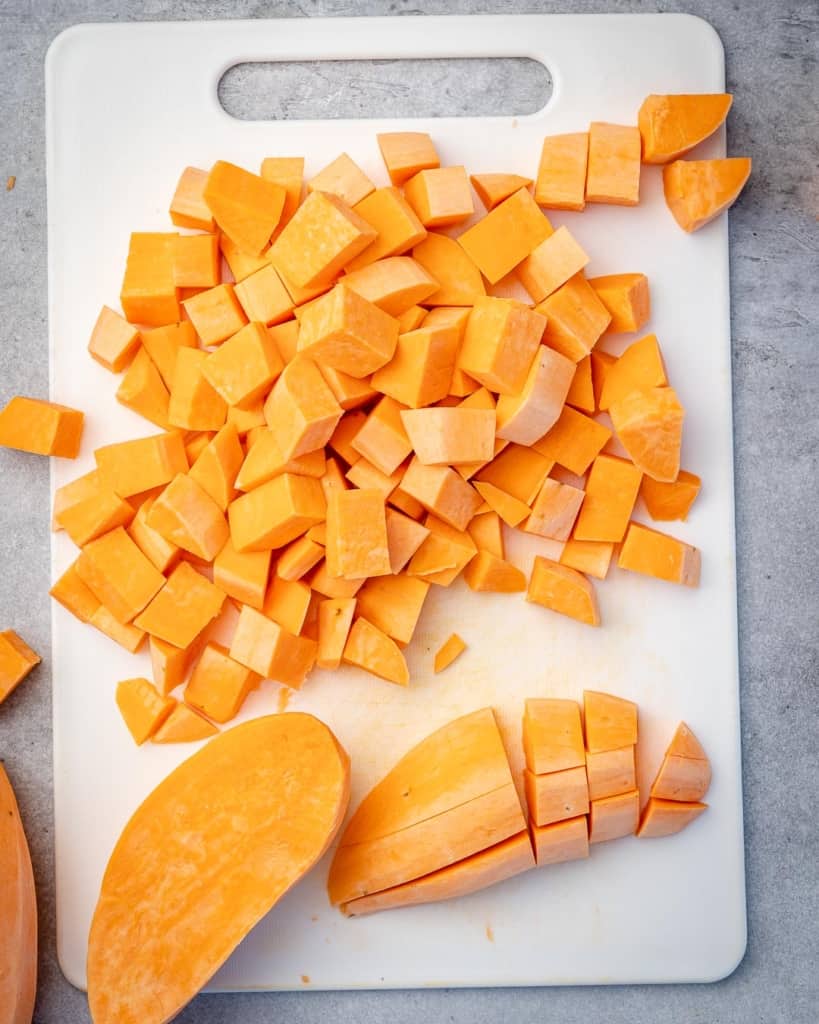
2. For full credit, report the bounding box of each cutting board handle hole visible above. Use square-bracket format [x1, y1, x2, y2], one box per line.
[218, 58, 552, 121]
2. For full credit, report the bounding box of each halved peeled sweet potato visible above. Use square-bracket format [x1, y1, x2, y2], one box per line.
[87, 714, 349, 1024]
[0, 764, 37, 1024]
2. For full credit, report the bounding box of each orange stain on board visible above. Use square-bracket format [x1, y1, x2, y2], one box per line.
[301, 974, 311, 984]
[485, 924, 495, 943]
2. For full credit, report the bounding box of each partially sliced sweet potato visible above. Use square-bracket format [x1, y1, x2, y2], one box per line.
[0, 764, 37, 1024]
[87, 714, 349, 1024]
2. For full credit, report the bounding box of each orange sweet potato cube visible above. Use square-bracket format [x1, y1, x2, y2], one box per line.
[213, 537, 271, 609]
[522, 697, 585, 774]
[146, 472, 229, 561]
[385, 507, 429, 572]
[355, 573, 430, 644]
[472, 480, 531, 528]
[589, 790, 639, 843]
[260, 156, 304, 227]
[403, 166, 474, 228]
[316, 597, 357, 670]
[530, 815, 590, 867]
[0, 631, 41, 704]
[400, 457, 481, 532]
[406, 515, 477, 586]
[475, 444, 551, 504]
[263, 358, 343, 461]
[95, 430, 187, 498]
[343, 617, 409, 686]
[133, 561, 225, 648]
[589, 273, 650, 334]
[400, 407, 495, 466]
[534, 132, 589, 211]
[185, 642, 259, 723]
[220, 232, 268, 282]
[586, 746, 637, 801]
[618, 522, 701, 587]
[640, 470, 701, 522]
[232, 263, 295, 327]
[637, 798, 707, 839]
[202, 321, 284, 409]
[229, 604, 316, 686]
[610, 387, 684, 483]
[525, 478, 585, 542]
[566, 355, 595, 415]
[49, 561, 102, 624]
[76, 526, 165, 623]
[128, 497, 180, 574]
[471, 173, 533, 211]
[457, 188, 552, 284]
[345, 457, 404, 500]
[188, 424, 244, 511]
[168, 349, 228, 431]
[182, 283, 248, 346]
[462, 550, 526, 593]
[524, 767, 590, 828]
[598, 333, 667, 410]
[54, 477, 134, 547]
[559, 538, 614, 581]
[346, 188, 427, 271]
[370, 323, 460, 409]
[228, 472, 326, 552]
[297, 284, 399, 377]
[140, 321, 198, 389]
[412, 233, 486, 307]
[169, 167, 216, 231]
[263, 575, 312, 635]
[532, 406, 611, 476]
[276, 534, 325, 581]
[573, 454, 642, 543]
[203, 160, 286, 255]
[115, 677, 175, 745]
[326, 488, 391, 580]
[0, 396, 84, 458]
[586, 123, 641, 206]
[458, 297, 545, 395]
[308, 152, 375, 207]
[148, 634, 201, 695]
[120, 232, 181, 327]
[537, 273, 612, 363]
[496, 346, 575, 445]
[583, 690, 638, 752]
[377, 131, 440, 185]
[172, 233, 220, 289]
[350, 396, 412, 476]
[269, 190, 376, 288]
[87, 306, 141, 373]
[116, 348, 170, 429]
[526, 557, 600, 626]
[517, 226, 589, 303]
[236, 430, 325, 492]
[343, 257, 438, 317]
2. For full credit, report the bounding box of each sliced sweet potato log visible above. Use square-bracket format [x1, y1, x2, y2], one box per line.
[342, 831, 535, 916]
[87, 714, 349, 1024]
[638, 94, 732, 164]
[0, 765, 37, 1024]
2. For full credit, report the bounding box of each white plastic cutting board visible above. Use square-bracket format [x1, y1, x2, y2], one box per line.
[46, 13, 745, 991]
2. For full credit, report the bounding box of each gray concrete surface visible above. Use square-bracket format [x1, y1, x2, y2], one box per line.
[1, 1, 817, 1021]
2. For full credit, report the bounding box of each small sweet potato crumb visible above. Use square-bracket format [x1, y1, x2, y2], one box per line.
[6, 176, 16, 191]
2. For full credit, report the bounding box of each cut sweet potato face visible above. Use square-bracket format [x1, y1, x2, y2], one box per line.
[638, 798, 708, 838]
[639, 94, 732, 164]
[663, 157, 751, 233]
[0, 765, 37, 1024]
[88, 714, 350, 1024]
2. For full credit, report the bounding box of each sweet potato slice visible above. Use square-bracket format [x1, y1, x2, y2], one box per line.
[663, 157, 751, 233]
[650, 722, 711, 802]
[530, 814, 589, 867]
[87, 714, 349, 1024]
[342, 831, 534, 916]
[0, 765, 37, 1024]
[637, 798, 707, 838]
[638, 94, 732, 164]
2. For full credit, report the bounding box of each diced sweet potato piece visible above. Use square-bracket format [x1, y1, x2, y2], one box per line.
[184, 432, 213, 465]
[184, 642, 258, 723]
[433, 633, 466, 673]
[168, 349, 227, 431]
[203, 160, 285, 255]
[586, 746, 636, 801]
[152, 703, 219, 743]
[327, 412, 365, 466]
[95, 430, 188, 498]
[262, 576, 312, 635]
[50, 561, 102, 624]
[310, 561, 365, 600]
[269, 190, 376, 288]
[88, 305, 141, 373]
[669, 721, 709, 760]
[463, 550, 525, 593]
[134, 562, 224, 649]
[388, 486, 425, 521]
[406, 515, 477, 586]
[371, 323, 460, 408]
[55, 479, 134, 547]
[0, 396, 84, 459]
[522, 698, 585, 774]
[566, 355, 595, 415]
[188, 424, 243, 511]
[586, 123, 641, 206]
[90, 605, 146, 653]
[619, 521, 701, 587]
[319, 366, 378, 411]
[52, 468, 100, 532]
[355, 574, 430, 645]
[147, 473, 229, 561]
[400, 458, 481, 531]
[526, 557, 600, 626]
[412, 232, 485, 306]
[401, 407, 495, 465]
[610, 386, 684, 482]
[639, 93, 732, 164]
[140, 321, 197, 390]
[277, 535, 325, 581]
[236, 430, 326, 492]
[476, 444, 552, 504]
[0, 631, 40, 704]
[535, 133, 589, 211]
[532, 406, 611, 476]
[213, 538, 270, 609]
[591, 350, 616, 412]
[650, 754, 711, 803]
[120, 232, 181, 327]
[458, 188, 552, 284]
[471, 173, 533, 211]
[342, 830, 534, 916]
[459, 296, 545, 395]
[308, 152, 374, 206]
[377, 131, 439, 185]
[149, 635, 202, 695]
[637, 797, 707, 838]
[517, 226, 589, 303]
[589, 789, 639, 843]
[346, 188, 426, 271]
[397, 304, 427, 332]
[232, 264, 294, 326]
[229, 472, 325, 553]
[663, 157, 751, 232]
[343, 618, 409, 686]
[589, 273, 650, 335]
[583, 690, 638, 752]
[316, 597, 357, 670]
[350, 396, 412, 476]
[169, 166, 216, 231]
[404, 166, 473, 228]
[524, 766, 589, 827]
[172, 233, 220, 289]
[559, 538, 613, 580]
[599, 333, 667, 411]
[472, 480, 530, 527]
[530, 814, 589, 866]
[260, 156, 304, 226]
[496, 346, 575, 445]
[76, 527, 165, 624]
[343, 257, 438, 316]
[345, 457, 403, 499]
[115, 677, 175, 745]
[385, 507, 429, 573]
[537, 273, 612, 363]
[263, 358, 342, 461]
[466, 510, 504, 559]
[183, 283, 247, 347]
[297, 283, 398, 377]
[227, 401, 266, 437]
[220, 233, 268, 281]
[326, 488, 391, 580]
[230, 605, 316, 686]
[641, 470, 701, 522]
[525, 478, 584, 542]
[573, 454, 642, 542]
